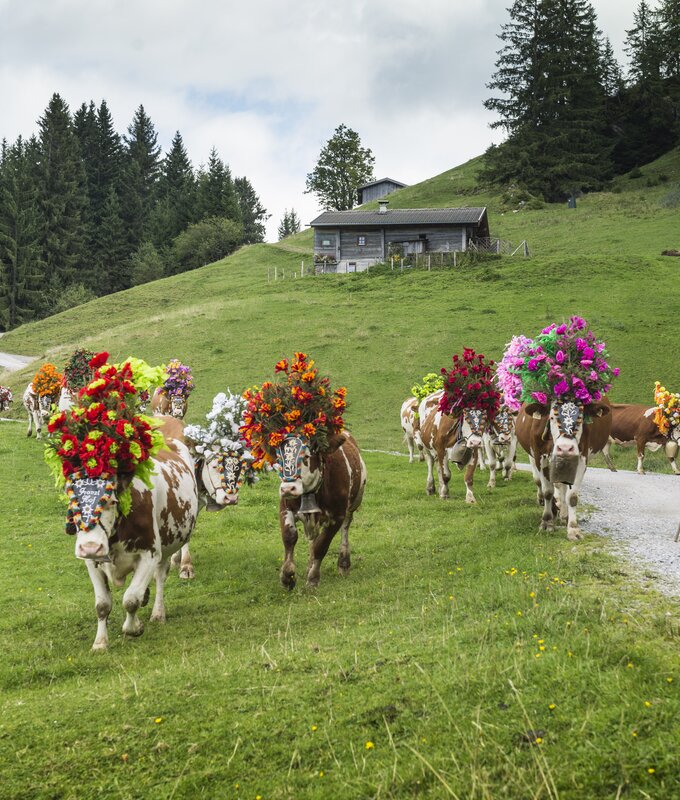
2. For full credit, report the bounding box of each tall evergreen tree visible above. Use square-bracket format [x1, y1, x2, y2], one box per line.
[277, 209, 301, 240]
[196, 147, 240, 222]
[482, 0, 612, 200]
[625, 1, 663, 84]
[96, 186, 129, 295]
[0, 137, 44, 329]
[37, 93, 85, 290]
[658, 0, 680, 79]
[122, 105, 161, 250]
[152, 131, 196, 243]
[234, 176, 269, 243]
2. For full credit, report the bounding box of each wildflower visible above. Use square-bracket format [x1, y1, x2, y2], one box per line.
[644, 701, 652, 707]
[627, 662, 634, 669]
[319, 771, 325, 777]
[535, 737, 543, 745]
[529, 592, 536, 599]
[548, 703, 556, 710]
[667, 677, 673, 683]
[632, 731, 638, 737]
[311, 725, 318, 732]
[516, 611, 523, 616]
[155, 717, 163, 724]
[365, 741, 375, 750]
[648, 768, 655, 774]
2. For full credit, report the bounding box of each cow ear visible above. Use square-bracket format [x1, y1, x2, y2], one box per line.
[524, 402, 548, 419]
[585, 402, 610, 418]
[324, 433, 346, 455]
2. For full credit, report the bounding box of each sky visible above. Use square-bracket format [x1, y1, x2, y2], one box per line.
[0, 0, 641, 241]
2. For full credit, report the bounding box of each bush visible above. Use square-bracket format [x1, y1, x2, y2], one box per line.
[130, 241, 165, 286]
[628, 166, 643, 179]
[172, 217, 244, 273]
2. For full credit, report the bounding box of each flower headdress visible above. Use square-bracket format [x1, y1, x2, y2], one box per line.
[496, 335, 533, 411]
[163, 359, 194, 398]
[512, 316, 619, 406]
[45, 352, 167, 516]
[186, 391, 252, 458]
[653, 382, 680, 435]
[33, 363, 63, 397]
[240, 352, 346, 467]
[63, 348, 95, 392]
[439, 348, 501, 420]
[0, 386, 13, 405]
[410, 373, 444, 402]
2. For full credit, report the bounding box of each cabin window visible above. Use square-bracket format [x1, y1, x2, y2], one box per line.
[321, 238, 332, 247]
[357, 235, 366, 246]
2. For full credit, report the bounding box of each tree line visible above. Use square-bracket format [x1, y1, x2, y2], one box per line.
[482, 0, 680, 200]
[0, 93, 270, 330]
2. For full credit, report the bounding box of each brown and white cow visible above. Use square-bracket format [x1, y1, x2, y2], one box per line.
[602, 403, 680, 475]
[415, 390, 488, 503]
[400, 396, 424, 462]
[66, 416, 198, 650]
[482, 407, 519, 487]
[151, 388, 188, 419]
[23, 382, 54, 439]
[275, 431, 366, 589]
[515, 398, 611, 540]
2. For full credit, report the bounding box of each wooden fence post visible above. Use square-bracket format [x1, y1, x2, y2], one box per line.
[453, 251, 457, 268]
[428, 255, 431, 271]
[391, 257, 394, 271]
[274, 266, 278, 281]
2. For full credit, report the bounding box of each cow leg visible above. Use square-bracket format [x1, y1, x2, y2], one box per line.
[307, 521, 342, 587]
[150, 558, 172, 622]
[436, 451, 451, 499]
[172, 543, 194, 579]
[528, 456, 544, 505]
[423, 449, 436, 495]
[121, 553, 157, 637]
[483, 437, 496, 488]
[504, 436, 518, 481]
[280, 506, 298, 589]
[666, 441, 680, 474]
[405, 433, 415, 463]
[86, 561, 112, 651]
[34, 412, 42, 440]
[602, 439, 617, 472]
[564, 458, 588, 540]
[477, 446, 487, 471]
[556, 483, 569, 526]
[26, 410, 32, 437]
[337, 513, 352, 576]
[636, 438, 646, 475]
[538, 458, 556, 532]
[464, 451, 478, 504]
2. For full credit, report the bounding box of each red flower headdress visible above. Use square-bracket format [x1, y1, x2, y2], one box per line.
[240, 352, 346, 468]
[439, 348, 501, 420]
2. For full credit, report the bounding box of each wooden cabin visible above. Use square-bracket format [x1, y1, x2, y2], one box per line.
[310, 203, 490, 273]
[356, 177, 407, 205]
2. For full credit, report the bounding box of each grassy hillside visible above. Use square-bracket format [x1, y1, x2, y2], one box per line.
[1, 152, 680, 798]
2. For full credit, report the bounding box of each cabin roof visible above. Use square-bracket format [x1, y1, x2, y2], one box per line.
[356, 177, 408, 191]
[310, 207, 488, 227]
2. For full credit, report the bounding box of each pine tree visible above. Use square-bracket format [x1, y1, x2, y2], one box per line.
[234, 177, 269, 243]
[658, 0, 680, 79]
[305, 124, 375, 211]
[277, 209, 301, 240]
[122, 105, 161, 250]
[37, 93, 85, 290]
[0, 137, 44, 328]
[153, 131, 196, 243]
[625, 1, 663, 84]
[96, 186, 129, 294]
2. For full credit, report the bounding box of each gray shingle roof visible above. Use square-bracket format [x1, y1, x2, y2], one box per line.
[356, 177, 407, 191]
[310, 207, 487, 227]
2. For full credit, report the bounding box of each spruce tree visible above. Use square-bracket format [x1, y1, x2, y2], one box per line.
[122, 105, 161, 250]
[196, 147, 240, 222]
[153, 131, 196, 243]
[234, 177, 269, 243]
[96, 186, 129, 294]
[277, 209, 301, 240]
[37, 93, 85, 290]
[658, 0, 680, 80]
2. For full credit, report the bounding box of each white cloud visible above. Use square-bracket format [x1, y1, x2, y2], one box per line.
[0, 0, 640, 240]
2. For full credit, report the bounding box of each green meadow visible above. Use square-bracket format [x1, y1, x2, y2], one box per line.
[1, 151, 680, 798]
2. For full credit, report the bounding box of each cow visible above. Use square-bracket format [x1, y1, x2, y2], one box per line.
[58, 386, 74, 412]
[515, 398, 611, 540]
[66, 416, 199, 651]
[0, 387, 12, 413]
[602, 403, 680, 475]
[275, 431, 366, 589]
[151, 387, 188, 419]
[23, 382, 53, 439]
[414, 390, 488, 503]
[400, 396, 424, 462]
[482, 407, 518, 487]
[170, 430, 253, 580]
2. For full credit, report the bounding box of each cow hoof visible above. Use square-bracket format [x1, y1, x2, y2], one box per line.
[150, 612, 166, 623]
[337, 554, 350, 576]
[280, 571, 296, 591]
[91, 640, 108, 652]
[419, 454, 425, 462]
[540, 521, 555, 532]
[487, 481, 495, 489]
[179, 566, 195, 580]
[567, 529, 583, 541]
[122, 619, 144, 637]
[426, 486, 435, 496]
[466, 497, 477, 505]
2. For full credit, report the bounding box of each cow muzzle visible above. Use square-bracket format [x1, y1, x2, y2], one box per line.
[76, 536, 110, 561]
[280, 479, 303, 499]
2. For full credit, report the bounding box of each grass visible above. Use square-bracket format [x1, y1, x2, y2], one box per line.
[1, 149, 680, 797]
[2, 424, 680, 799]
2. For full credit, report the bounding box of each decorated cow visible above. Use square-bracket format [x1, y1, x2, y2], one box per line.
[602, 383, 680, 475]
[45, 352, 198, 651]
[416, 349, 501, 503]
[175, 390, 258, 579]
[24, 363, 63, 438]
[512, 317, 618, 539]
[151, 359, 194, 419]
[404, 373, 444, 463]
[482, 406, 518, 486]
[0, 386, 13, 413]
[241, 352, 366, 589]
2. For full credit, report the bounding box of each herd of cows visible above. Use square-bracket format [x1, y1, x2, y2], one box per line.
[2, 372, 678, 652]
[401, 389, 679, 541]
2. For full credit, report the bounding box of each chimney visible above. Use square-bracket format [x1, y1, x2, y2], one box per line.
[378, 200, 389, 214]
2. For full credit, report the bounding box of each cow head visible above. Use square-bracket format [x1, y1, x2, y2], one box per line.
[39, 393, 53, 420]
[490, 408, 517, 447]
[169, 394, 187, 418]
[66, 473, 120, 561]
[273, 434, 343, 504]
[197, 449, 251, 510]
[525, 398, 610, 482]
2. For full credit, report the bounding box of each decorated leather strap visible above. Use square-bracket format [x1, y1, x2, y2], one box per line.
[553, 401, 582, 438]
[65, 472, 115, 534]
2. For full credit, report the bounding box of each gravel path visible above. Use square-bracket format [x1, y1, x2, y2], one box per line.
[0, 351, 35, 372]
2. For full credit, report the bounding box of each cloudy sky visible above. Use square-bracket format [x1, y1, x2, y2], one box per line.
[1, 0, 640, 240]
